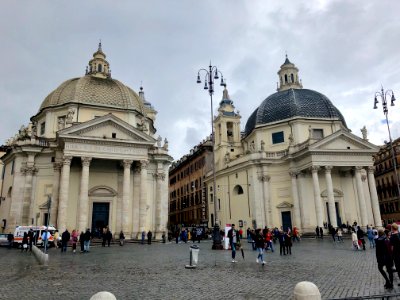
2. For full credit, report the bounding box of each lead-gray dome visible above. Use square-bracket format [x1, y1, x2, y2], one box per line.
[38, 75, 145, 113]
[244, 88, 347, 135]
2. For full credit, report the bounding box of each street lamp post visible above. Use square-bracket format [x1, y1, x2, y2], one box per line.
[197, 62, 226, 250]
[374, 87, 400, 203]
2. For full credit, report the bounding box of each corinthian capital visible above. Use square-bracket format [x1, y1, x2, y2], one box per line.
[367, 166, 375, 174]
[324, 166, 333, 173]
[21, 166, 38, 175]
[154, 172, 166, 181]
[258, 175, 270, 182]
[354, 166, 363, 172]
[53, 162, 63, 171]
[81, 157, 92, 167]
[62, 156, 72, 166]
[122, 160, 133, 169]
[311, 166, 320, 173]
[140, 160, 149, 170]
[289, 171, 299, 178]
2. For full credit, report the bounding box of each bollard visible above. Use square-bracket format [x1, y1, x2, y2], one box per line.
[185, 245, 199, 269]
[293, 281, 321, 300]
[90, 291, 117, 300]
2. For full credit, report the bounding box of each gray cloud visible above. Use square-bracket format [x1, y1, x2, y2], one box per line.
[1, 0, 400, 160]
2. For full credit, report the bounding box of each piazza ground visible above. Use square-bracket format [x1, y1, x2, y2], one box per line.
[0, 237, 398, 300]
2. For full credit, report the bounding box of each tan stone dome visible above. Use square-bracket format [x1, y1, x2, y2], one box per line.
[39, 75, 145, 113]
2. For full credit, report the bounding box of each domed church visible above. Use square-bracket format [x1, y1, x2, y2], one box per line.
[0, 43, 172, 238]
[209, 56, 382, 232]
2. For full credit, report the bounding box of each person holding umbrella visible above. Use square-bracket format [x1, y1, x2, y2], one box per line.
[227, 224, 240, 263]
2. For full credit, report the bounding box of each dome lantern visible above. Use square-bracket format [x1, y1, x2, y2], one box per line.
[277, 55, 303, 92]
[87, 41, 111, 79]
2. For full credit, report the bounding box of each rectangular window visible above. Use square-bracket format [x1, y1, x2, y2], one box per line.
[40, 122, 46, 135]
[272, 131, 284, 144]
[312, 129, 324, 140]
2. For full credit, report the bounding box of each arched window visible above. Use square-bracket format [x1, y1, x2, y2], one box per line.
[98, 64, 102, 72]
[291, 73, 294, 83]
[233, 185, 244, 195]
[284, 74, 288, 83]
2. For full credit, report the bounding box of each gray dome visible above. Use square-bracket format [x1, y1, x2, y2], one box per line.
[245, 88, 347, 135]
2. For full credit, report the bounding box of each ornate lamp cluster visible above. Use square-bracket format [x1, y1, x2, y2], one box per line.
[373, 87, 400, 200]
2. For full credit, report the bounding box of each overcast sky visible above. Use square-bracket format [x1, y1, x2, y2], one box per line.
[1, 1, 400, 161]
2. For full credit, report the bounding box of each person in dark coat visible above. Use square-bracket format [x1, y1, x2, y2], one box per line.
[278, 229, 286, 255]
[147, 230, 152, 244]
[285, 231, 292, 255]
[84, 229, 91, 252]
[319, 227, 323, 239]
[27, 229, 34, 252]
[21, 232, 28, 252]
[376, 229, 393, 289]
[61, 229, 70, 253]
[102, 227, 107, 247]
[106, 229, 112, 247]
[315, 226, 320, 239]
[390, 223, 400, 282]
[79, 231, 85, 253]
[119, 230, 125, 246]
[253, 229, 265, 265]
[357, 226, 366, 251]
[227, 224, 240, 263]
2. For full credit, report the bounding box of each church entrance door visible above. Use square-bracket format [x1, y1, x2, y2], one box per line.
[281, 211, 292, 231]
[92, 202, 110, 236]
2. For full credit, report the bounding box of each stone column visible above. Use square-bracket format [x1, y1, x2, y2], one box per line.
[50, 162, 62, 227]
[132, 165, 141, 238]
[139, 160, 148, 232]
[57, 156, 72, 231]
[22, 166, 37, 225]
[78, 157, 92, 232]
[155, 172, 165, 235]
[290, 171, 302, 228]
[325, 166, 337, 228]
[355, 166, 368, 227]
[26, 166, 39, 225]
[367, 166, 383, 227]
[121, 160, 132, 234]
[9, 164, 26, 228]
[311, 166, 323, 227]
[260, 174, 272, 228]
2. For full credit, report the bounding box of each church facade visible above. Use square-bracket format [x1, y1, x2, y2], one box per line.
[0, 44, 172, 238]
[207, 57, 382, 232]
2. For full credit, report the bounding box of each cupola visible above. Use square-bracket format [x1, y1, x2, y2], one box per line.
[277, 55, 302, 92]
[86, 41, 111, 79]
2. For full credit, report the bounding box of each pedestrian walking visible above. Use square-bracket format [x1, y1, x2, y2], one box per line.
[265, 229, 274, 252]
[141, 231, 145, 245]
[71, 230, 78, 253]
[27, 229, 34, 252]
[367, 226, 375, 248]
[119, 230, 125, 246]
[352, 229, 359, 250]
[285, 231, 292, 255]
[253, 229, 266, 265]
[357, 226, 366, 251]
[102, 227, 107, 247]
[84, 228, 91, 252]
[21, 232, 28, 252]
[390, 223, 400, 283]
[315, 226, 320, 239]
[376, 229, 393, 289]
[106, 229, 112, 247]
[337, 228, 343, 242]
[61, 229, 70, 253]
[278, 229, 286, 255]
[227, 224, 239, 263]
[319, 227, 324, 239]
[147, 230, 152, 244]
[54, 230, 60, 249]
[79, 231, 85, 253]
[7, 232, 13, 249]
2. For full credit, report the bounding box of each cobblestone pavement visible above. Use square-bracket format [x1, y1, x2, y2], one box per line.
[0, 238, 399, 300]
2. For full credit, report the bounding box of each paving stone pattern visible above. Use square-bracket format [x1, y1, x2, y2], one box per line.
[0, 238, 399, 300]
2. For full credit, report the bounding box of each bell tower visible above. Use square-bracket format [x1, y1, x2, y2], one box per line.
[214, 86, 242, 168]
[277, 55, 302, 92]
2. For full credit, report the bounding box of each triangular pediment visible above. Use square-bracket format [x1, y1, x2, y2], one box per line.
[309, 130, 379, 152]
[57, 114, 156, 145]
[276, 201, 293, 209]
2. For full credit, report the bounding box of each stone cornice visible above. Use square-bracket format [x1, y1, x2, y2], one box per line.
[62, 137, 152, 148]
